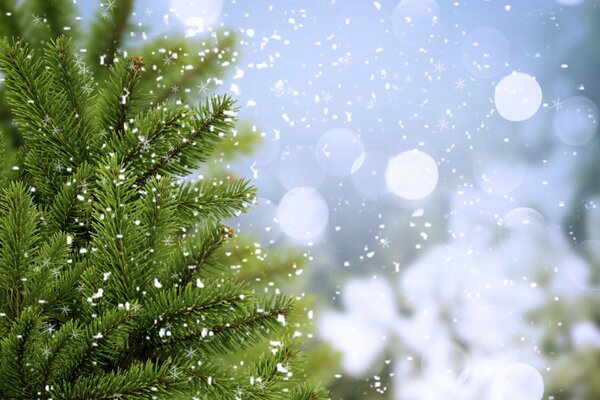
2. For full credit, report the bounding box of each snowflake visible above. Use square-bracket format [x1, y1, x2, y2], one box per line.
[41, 345, 52, 359]
[46, 323, 56, 334]
[379, 236, 391, 248]
[104, 0, 117, 11]
[163, 54, 175, 66]
[432, 60, 446, 75]
[322, 91, 334, 104]
[60, 305, 71, 315]
[32, 15, 43, 25]
[140, 138, 151, 151]
[437, 117, 450, 131]
[80, 64, 91, 76]
[255, 379, 267, 391]
[196, 81, 210, 93]
[454, 78, 467, 90]
[184, 346, 198, 359]
[82, 83, 94, 94]
[169, 366, 181, 380]
[551, 97, 564, 112]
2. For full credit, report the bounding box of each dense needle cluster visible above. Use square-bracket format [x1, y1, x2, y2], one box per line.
[0, 37, 327, 399]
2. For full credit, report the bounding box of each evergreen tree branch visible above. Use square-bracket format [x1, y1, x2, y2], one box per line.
[135, 95, 238, 183]
[165, 223, 232, 288]
[0, 35, 329, 398]
[187, 364, 253, 400]
[23, 149, 62, 205]
[113, 103, 188, 171]
[0, 129, 10, 188]
[158, 296, 293, 358]
[246, 338, 300, 394]
[117, 279, 249, 369]
[39, 319, 79, 391]
[38, 261, 86, 323]
[48, 307, 136, 384]
[24, 231, 70, 309]
[141, 279, 250, 331]
[51, 359, 186, 400]
[96, 54, 145, 141]
[44, 36, 95, 155]
[175, 178, 256, 222]
[0, 182, 40, 322]
[0, 38, 78, 164]
[87, 156, 148, 306]
[138, 176, 180, 265]
[46, 163, 94, 236]
[0, 308, 44, 398]
[288, 383, 331, 400]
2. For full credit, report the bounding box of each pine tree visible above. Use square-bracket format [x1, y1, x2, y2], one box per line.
[0, 36, 328, 399]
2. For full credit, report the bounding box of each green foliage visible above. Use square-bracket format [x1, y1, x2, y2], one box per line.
[0, 37, 328, 399]
[0, 1, 241, 150]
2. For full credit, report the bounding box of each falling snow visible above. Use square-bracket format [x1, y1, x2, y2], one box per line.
[26, 0, 600, 398]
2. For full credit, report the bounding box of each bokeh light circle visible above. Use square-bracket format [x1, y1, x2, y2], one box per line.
[351, 152, 390, 198]
[315, 128, 365, 176]
[491, 363, 544, 400]
[391, 0, 440, 47]
[277, 187, 329, 241]
[385, 150, 438, 200]
[553, 96, 598, 146]
[272, 145, 325, 190]
[494, 72, 543, 122]
[461, 27, 510, 79]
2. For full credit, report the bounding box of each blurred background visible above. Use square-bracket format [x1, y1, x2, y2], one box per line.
[5, 0, 600, 398]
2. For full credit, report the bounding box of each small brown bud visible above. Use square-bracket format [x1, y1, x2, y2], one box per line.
[221, 226, 234, 238]
[132, 56, 145, 70]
